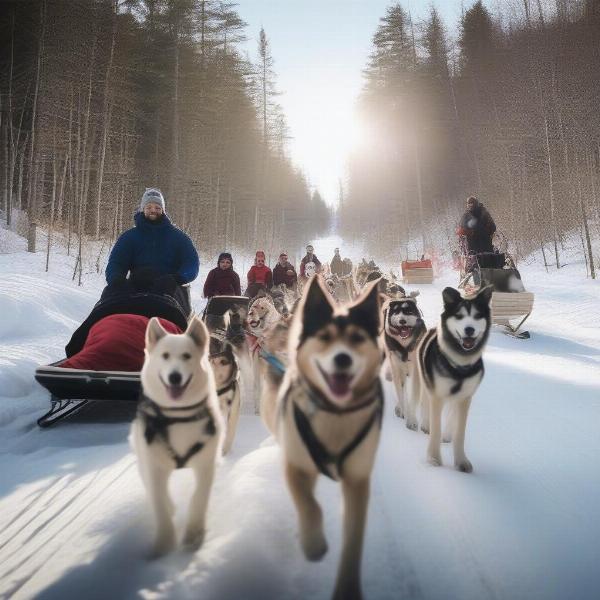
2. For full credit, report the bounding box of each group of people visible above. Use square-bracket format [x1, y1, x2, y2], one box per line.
[104, 187, 497, 305]
[202, 244, 342, 299]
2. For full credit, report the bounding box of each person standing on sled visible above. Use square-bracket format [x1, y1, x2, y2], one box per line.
[330, 247, 343, 276]
[246, 250, 273, 298]
[299, 244, 322, 279]
[203, 252, 241, 298]
[457, 196, 496, 255]
[272, 252, 298, 290]
[104, 188, 199, 311]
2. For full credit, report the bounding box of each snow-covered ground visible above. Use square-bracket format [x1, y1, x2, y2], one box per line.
[1, 228, 600, 600]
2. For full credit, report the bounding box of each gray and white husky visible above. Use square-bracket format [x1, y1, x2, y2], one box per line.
[382, 291, 426, 428]
[413, 286, 492, 473]
[268, 276, 383, 600]
[130, 317, 224, 557]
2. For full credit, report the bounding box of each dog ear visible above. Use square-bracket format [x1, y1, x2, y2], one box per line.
[348, 278, 381, 339]
[146, 317, 168, 351]
[300, 276, 334, 337]
[442, 287, 462, 309]
[186, 316, 209, 350]
[476, 285, 494, 306]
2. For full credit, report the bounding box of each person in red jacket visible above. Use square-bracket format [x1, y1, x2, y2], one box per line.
[203, 252, 241, 298]
[246, 250, 273, 297]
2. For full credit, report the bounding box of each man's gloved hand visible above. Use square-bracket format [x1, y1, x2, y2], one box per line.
[153, 274, 178, 296]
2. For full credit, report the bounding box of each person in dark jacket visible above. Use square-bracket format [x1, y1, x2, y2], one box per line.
[105, 188, 199, 287]
[272, 252, 297, 290]
[330, 248, 343, 276]
[299, 244, 322, 278]
[203, 252, 241, 298]
[457, 196, 497, 254]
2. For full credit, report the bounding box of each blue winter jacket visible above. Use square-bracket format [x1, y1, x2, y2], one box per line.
[105, 212, 199, 284]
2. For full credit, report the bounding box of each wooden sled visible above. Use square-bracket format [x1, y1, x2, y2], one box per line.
[401, 259, 434, 284]
[491, 291, 535, 339]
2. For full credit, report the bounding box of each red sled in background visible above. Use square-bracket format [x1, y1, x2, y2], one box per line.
[401, 259, 434, 284]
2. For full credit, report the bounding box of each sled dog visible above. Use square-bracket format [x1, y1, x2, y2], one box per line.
[414, 286, 492, 472]
[209, 333, 241, 455]
[382, 291, 426, 428]
[246, 293, 283, 412]
[130, 317, 223, 556]
[276, 276, 383, 600]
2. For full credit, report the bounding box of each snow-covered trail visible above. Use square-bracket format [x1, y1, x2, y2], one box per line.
[1, 239, 600, 600]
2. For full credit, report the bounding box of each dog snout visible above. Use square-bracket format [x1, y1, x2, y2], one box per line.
[464, 326, 475, 337]
[168, 371, 182, 386]
[399, 318, 407, 325]
[334, 353, 353, 370]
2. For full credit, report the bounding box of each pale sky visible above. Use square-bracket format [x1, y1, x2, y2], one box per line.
[239, 0, 467, 206]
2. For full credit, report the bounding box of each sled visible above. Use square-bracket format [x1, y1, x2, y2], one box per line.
[35, 290, 190, 427]
[458, 249, 534, 339]
[203, 295, 249, 331]
[401, 259, 434, 284]
[34, 362, 140, 427]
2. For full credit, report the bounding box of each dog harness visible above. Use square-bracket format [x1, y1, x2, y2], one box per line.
[282, 378, 383, 481]
[138, 395, 216, 469]
[421, 330, 484, 395]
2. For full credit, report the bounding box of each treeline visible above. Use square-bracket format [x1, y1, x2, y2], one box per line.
[0, 0, 330, 275]
[340, 0, 600, 276]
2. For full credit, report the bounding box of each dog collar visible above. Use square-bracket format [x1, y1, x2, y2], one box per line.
[217, 378, 238, 397]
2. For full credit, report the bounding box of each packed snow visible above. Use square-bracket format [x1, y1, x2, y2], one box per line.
[1, 226, 599, 600]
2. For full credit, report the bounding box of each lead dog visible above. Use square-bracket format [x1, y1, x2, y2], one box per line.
[130, 317, 223, 556]
[382, 291, 426, 429]
[413, 286, 492, 472]
[274, 276, 383, 600]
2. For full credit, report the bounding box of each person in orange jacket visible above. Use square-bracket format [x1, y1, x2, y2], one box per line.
[246, 250, 273, 297]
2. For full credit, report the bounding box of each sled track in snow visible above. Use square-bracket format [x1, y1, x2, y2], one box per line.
[0, 456, 136, 598]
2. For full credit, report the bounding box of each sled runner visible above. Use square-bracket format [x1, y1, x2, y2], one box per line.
[458, 247, 534, 339]
[401, 259, 434, 284]
[35, 291, 189, 427]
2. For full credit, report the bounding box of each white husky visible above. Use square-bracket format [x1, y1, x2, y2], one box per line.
[130, 317, 223, 557]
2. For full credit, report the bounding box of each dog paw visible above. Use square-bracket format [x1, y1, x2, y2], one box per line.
[427, 453, 442, 467]
[147, 531, 176, 559]
[406, 420, 418, 431]
[394, 406, 404, 419]
[420, 424, 430, 434]
[300, 529, 328, 562]
[183, 523, 206, 549]
[442, 435, 452, 444]
[455, 458, 473, 473]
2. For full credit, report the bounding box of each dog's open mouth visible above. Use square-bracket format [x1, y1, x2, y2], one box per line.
[249, 318, 261, 329]
[318, 364, 353, 397]
[160, 375, 192, 400]
[391, 325, 412, 339]
[461, 337, 477, 350]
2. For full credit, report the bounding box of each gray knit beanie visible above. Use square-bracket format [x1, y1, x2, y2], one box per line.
[140, 188, 165, 211]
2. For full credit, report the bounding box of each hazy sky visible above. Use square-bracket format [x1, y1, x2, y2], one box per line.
[238, 0, 467, 205]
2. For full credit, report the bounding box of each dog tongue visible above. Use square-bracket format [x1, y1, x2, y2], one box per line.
[329, 373, 351, 396]
[462, 338, 475, 350]
[168, 386, 184, 400]
[399, 326, 411, 338]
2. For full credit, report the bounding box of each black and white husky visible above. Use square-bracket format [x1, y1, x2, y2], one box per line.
[382, 291, 426, 428]
[130, 317, 223, 556]
[414, 286, 492, 473]
[270, 276, 383, 600]
[209, 333, 241, 456]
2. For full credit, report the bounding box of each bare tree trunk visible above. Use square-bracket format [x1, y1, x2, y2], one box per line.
[27, 0, 46, 220]
[543, 113, 560, 268]
[575, 153, 595, 279]
[94, 0, 118, 239]
[46, 128, 58, 272]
